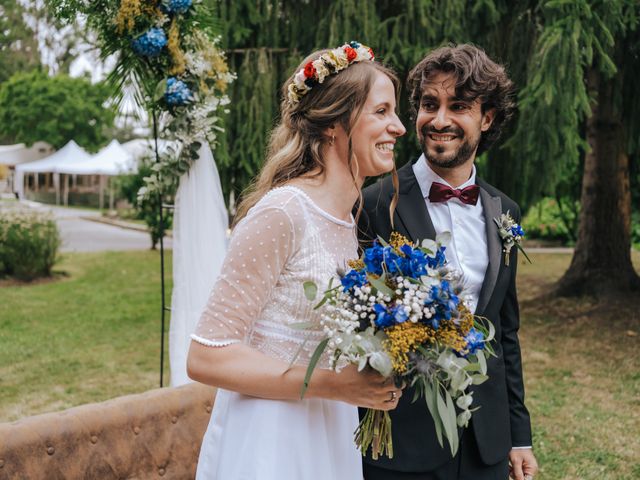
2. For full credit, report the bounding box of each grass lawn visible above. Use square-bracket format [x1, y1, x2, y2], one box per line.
[0, 249, 639, 479]
[517, 251, 640, 480]
[0, 250, 172, 421]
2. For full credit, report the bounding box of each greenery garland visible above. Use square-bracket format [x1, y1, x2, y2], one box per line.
[48, 0, 234, 201]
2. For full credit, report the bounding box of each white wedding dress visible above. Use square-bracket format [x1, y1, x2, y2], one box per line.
[191, 186, 363, 479]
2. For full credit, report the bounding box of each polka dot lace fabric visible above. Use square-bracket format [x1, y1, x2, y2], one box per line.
[191, 186, 358, 368]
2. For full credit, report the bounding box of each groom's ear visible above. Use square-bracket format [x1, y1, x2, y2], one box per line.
[481, 108, 495, 132]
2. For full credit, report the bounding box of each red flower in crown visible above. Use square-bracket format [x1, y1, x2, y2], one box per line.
[344, 46, 357, 62]
[303, 61, 316, 78]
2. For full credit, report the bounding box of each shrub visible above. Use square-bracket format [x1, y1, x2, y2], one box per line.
[522, 197, 578, 244]
[0, 210, 61, 280]
[524, 198, 640, 248]
[113, 158, 173, 250]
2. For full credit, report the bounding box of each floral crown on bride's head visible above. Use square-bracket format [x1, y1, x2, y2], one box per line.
[287, 41, 375, 106]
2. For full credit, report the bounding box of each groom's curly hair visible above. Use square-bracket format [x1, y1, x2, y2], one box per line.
[407, 43, 515, 156]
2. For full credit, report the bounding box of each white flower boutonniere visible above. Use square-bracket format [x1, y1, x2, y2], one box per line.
[493, 212, 532, 266]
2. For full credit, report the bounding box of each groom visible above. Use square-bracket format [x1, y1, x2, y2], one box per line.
[359, 44, 538, 480]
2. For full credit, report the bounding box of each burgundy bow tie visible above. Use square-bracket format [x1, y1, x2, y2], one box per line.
[428, 181, 480, 206]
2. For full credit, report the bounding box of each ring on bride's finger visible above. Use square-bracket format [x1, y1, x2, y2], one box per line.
[386, 391, 397, 402]
[524, 475, 534, 480]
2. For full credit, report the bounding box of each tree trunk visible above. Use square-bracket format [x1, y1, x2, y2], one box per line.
[556, 68, 640, 296]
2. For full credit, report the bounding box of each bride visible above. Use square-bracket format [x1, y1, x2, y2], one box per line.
[187, 42, 406, 479]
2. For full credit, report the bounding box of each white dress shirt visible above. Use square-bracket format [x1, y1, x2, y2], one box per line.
[412, 155, 488, 314]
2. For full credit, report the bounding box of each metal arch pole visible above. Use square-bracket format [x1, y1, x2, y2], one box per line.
[152, 109, 167, 388]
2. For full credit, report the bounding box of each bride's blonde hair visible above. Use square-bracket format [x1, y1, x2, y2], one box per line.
[234, 50, 400, 225]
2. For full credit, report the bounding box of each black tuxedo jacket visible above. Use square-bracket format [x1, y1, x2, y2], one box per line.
[358, 161, 532, 472]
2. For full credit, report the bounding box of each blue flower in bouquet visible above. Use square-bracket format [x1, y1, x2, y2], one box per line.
[384, 246, 409, 275]
[394, 306, 409, 323]
[340, 269, 367, 292]
[132, 28, 167, 57]
[425, 280, 460, 328]
[162, 0, 192, 14]
[463, 327, 485, 355]
[426, 246, 447, 269]
[165, 77, 194, 106]
[401, 245, 428, 278]
[374, 304, 408, 328]
[363, 242, 384, 275]
[373, 304, 394, 327]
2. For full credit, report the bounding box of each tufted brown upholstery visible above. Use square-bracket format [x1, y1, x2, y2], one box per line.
[0, 383, 215, 480]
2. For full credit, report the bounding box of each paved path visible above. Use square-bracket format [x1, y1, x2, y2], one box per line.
[8, 200, 573, 255]
[18, 201, 173, 253]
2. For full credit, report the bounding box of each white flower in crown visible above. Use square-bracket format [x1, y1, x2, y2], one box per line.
[355, 45, 372, 61]
[312, 59, 331, 83]
[331, 48, 350, 69]
[493, 211, 531, 266]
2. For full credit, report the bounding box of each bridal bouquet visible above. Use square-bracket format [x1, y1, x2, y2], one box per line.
[301, 233, 495, 459]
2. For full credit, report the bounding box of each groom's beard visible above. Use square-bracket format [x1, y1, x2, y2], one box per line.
[419, 125, 480, 169]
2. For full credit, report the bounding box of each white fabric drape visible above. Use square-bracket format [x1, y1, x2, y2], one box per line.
[169, 143, 228, 386]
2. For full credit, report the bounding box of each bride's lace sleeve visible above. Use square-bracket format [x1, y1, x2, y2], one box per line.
[191, 204, 297, 347]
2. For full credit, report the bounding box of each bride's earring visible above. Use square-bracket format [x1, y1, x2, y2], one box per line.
[329, 134, 335, 146]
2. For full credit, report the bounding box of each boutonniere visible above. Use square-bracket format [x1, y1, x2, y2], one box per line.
[493, 212, 532, 266]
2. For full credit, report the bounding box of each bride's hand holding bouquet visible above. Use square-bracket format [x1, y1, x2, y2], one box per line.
[301, 232, 495, 459]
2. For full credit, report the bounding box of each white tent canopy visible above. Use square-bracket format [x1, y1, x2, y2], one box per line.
[14, 140, 91, 199]
[15, 140, 91, 173]
[0, 142, 54, 167]
[59, 140, 135, 175]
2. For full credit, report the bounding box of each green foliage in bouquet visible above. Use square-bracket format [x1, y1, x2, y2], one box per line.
[300, 232, 495, 459]
[0, 210, 61, 280]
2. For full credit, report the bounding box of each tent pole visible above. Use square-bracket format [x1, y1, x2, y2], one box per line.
[64, 174, 69, 206]
[55, 173, 60, 205]
[109, 177, 114, 211]
[99, 175, 104, 210]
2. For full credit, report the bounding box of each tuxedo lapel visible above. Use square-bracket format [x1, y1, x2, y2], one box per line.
[394, 163, 436, 242]
[476, 184, 503, 314]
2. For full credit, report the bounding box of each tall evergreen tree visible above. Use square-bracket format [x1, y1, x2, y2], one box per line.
[208, 0, 640, 296]
[508, 0, 640, 295]
[46, 0, 639, 295]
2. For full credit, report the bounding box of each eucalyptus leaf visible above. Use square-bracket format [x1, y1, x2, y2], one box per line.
[367, 274, 394, 297]
[303, 281, 318, 301]
[154, 79, 167, 102]
[424, 381, 444, 447]
[300, 338, 329, 399]
[472, 374, 489, 385]
[443, 390, 460, 456]
[313, 294, 330, 310]
[478, 351, 487, 375]
[435, 231, 451, 246]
